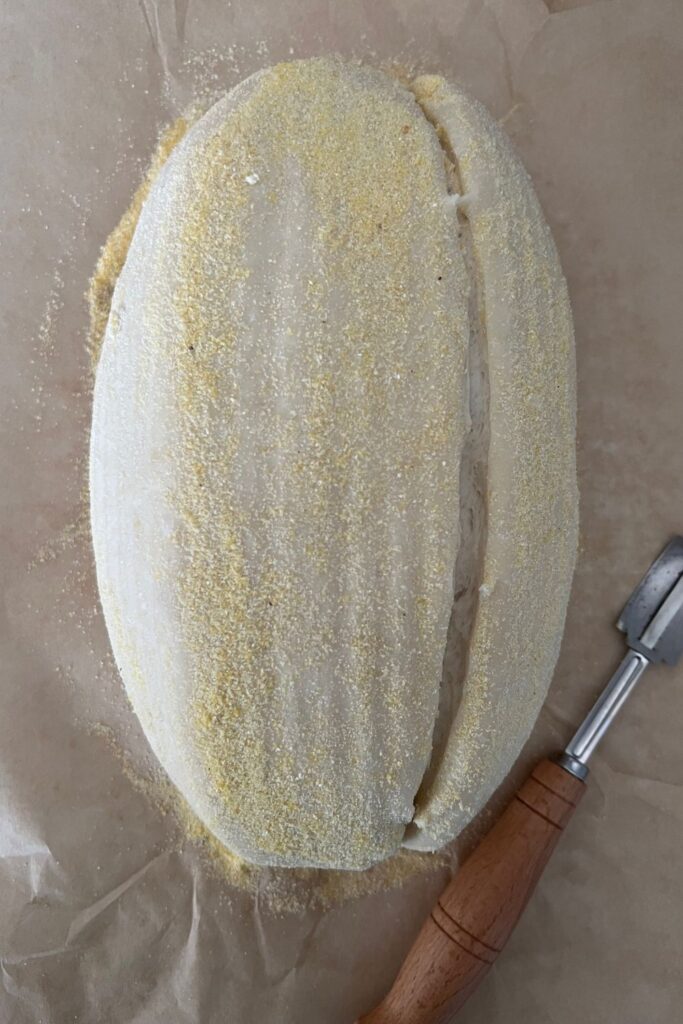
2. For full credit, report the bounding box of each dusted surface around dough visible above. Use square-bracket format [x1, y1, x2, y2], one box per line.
[5, 3, 683, 1021]
[90, 59, 471, 869]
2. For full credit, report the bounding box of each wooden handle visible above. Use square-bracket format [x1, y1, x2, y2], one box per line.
[358, 759, 586, 1024]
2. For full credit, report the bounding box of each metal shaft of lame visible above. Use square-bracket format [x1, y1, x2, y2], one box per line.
[562, 649, 650, 773]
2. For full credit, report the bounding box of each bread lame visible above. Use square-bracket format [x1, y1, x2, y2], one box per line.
[358, 536, 683, 1024]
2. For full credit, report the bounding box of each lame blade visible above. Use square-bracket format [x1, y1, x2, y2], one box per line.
[617, 536, 683, 665]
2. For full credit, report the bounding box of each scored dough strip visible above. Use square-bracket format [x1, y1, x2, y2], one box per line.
[407, 76, 577, 850]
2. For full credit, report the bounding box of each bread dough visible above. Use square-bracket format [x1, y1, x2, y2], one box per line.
[89, 58, 577, 869]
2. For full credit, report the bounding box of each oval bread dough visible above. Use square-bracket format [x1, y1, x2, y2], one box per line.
[90, 58, 577, 869]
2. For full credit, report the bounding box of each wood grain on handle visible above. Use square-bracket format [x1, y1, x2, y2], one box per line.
[358, 759, 586, 1024]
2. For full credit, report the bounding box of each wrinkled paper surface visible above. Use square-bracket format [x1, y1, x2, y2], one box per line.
[2, 1, 683, 1021]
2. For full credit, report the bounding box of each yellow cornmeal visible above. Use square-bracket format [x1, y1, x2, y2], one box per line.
[88, 69, 450, 903]
[88, 117, 190, 368]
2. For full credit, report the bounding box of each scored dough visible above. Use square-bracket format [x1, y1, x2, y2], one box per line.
[90, 58, 577, 870]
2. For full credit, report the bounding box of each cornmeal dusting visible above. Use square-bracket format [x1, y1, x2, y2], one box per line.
[87, 117, 190, 367]
[89, 57, 577, 882]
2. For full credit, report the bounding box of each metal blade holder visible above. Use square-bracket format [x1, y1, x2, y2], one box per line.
[559, 537, 683, 781]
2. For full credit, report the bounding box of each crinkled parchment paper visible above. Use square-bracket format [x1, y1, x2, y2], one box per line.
[2, 1, 683, 1021]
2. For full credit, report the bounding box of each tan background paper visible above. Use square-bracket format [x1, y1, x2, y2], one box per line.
[1, 1, 683, 1021]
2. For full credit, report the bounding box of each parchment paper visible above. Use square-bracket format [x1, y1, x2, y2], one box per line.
[2, 1, 683, 1021]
